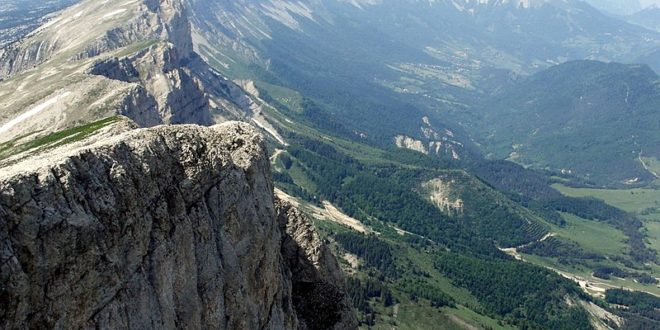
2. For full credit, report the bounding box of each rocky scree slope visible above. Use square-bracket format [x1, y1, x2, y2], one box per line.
[0, 122, 357, 329]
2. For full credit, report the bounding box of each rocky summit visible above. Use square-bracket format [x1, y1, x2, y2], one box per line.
[0, 121, 357, 329]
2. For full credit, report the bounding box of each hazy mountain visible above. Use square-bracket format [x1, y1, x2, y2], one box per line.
[584, 0, 645, 15]
[627, 5, 660, 31]
[187, 0, 660, 158]
[474, 60, 660, 185]
[585, 0, 660, 15]
[191, 0, 660, 74]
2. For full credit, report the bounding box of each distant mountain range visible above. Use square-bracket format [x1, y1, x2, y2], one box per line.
[584, 0, 646, 15]
[188, 0, 660, 157]
[626, 5, 660, 31]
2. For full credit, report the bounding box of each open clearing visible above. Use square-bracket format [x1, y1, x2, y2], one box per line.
[518, 181, 660, 297]
[552, 183, 660, 213]
[554, 213, 628, 256]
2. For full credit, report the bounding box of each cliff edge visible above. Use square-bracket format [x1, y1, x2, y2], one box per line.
[0, 121, 357, 329]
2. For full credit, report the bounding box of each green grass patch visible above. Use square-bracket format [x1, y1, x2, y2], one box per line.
[286, 161, 319, 193]
[552, 183, 660, 280]
[113, 39, 161, 58]
[552, 213, 628, 256]
[257, 81, 305, 113]
[604, 275, 660, 296]
[552, 183, 660, 213]
[0, 116, 121, 162]
[642, 216, 660, 253]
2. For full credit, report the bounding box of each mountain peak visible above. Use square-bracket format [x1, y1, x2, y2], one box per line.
[441, 0, 564, 10]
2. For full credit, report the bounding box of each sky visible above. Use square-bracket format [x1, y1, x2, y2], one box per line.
[586, 0, 660, 15]
[640, 0, 660, 7]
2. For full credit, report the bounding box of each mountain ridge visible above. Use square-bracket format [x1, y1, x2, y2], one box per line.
[474, 60, 660, 185]
[0, 0, 286, 147]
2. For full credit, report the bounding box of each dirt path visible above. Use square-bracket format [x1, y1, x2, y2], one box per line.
[639, 153, 660, 180]
[499, 232, 556, 260]
[498, 233, 620, 297]
[270, 148, 284, 162]
[447, 315, 479, 330]
[393, 226, 414, 236]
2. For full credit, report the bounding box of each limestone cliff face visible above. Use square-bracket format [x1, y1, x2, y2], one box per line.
[0, 122, 356, 329]
[277, 201, 359, 330]
[89, 43, 214, 126]
[0, 0, 262, 144]
[0, 0, 193, 78]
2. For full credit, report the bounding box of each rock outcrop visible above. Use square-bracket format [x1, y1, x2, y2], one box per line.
[0, 122, 356, 329]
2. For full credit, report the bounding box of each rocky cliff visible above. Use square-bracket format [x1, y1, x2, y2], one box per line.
[0, 0, 192, 78]
[0, 122, 357, 329]
[0, 0, 281, 145]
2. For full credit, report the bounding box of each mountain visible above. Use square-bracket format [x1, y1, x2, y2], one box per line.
[1, 0, 660, 329]
[0, 120, 357, 329]
[0, 0, 78, 46]
[187, 0, 660, 155]
[189, 0, 660, 78]
[627, 5, 660, 31]
[0, 0, 285, 147]
[584, 0, 645, 15]
[184, 0, 660, 183]
[472, 60, 660, 186]
[585, 0, 660, 15]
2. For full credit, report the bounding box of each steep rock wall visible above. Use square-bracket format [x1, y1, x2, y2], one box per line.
[0, 122, 356, 329]
[277, 200, 359, 330]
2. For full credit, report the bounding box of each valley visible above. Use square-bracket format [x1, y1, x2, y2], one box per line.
[1, 0, 660, 329]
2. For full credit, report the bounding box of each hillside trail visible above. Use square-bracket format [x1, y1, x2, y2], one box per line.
[499, 232, 556, 260]
[638, 152, 660, 180]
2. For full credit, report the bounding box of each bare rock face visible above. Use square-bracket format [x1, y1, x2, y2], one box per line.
[276, 201, 360, 330]
[0, 122, 356, 329]
[88, 57, 140, 82]
[0, 0, 257, 144]
[0, 0, 193, 78]
[83, 0, 214, 127]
